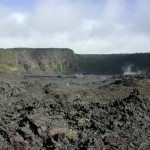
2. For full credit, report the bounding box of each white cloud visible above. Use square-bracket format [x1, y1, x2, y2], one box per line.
[11, 12, 27, 24]
[0, 0, 150, 54]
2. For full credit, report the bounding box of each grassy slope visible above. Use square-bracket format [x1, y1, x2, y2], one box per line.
[0, 49, 18, 72]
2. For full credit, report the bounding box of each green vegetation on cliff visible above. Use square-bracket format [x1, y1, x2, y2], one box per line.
[0, 48, 78, 73]
[0, 48, 150, 74]
[76, 53, 150, 74]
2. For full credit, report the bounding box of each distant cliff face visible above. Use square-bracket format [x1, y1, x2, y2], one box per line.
[76, 53, 150, 75]
[0, 48, 150, 75]
[0, 48, 78, 74]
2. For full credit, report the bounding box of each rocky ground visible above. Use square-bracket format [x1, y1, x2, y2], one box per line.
[0, 74, 150, 150]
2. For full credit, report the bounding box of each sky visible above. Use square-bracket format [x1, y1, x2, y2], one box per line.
[0, 0, 150, 54]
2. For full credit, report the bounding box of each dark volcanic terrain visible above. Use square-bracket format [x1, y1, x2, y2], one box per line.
[0, 74, 150, 150]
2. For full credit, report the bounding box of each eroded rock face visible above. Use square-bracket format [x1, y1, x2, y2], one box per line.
[0, 76, 150, 149]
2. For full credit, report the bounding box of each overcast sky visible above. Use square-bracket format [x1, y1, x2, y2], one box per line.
[0, 0, 150, 54]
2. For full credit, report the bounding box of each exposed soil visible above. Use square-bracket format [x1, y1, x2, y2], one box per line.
[0, 74, 150, 150]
